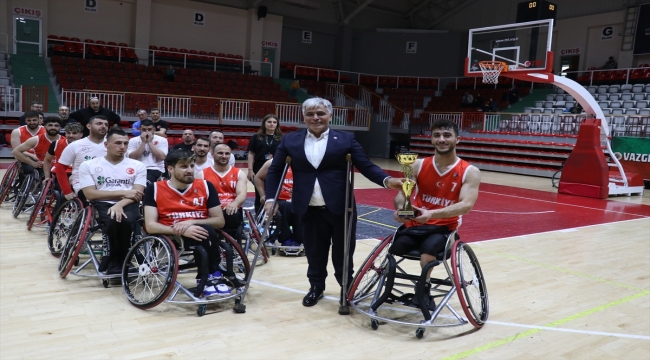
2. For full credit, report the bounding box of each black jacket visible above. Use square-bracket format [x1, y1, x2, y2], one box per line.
[69, 106, 121, 136]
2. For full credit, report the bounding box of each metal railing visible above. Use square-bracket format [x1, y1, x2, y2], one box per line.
[221, 100, 249, 121]
[293, 65, 439, 90]
[46, 39, 273, 76]
[159, 97, 191, 118]
[1, 87, 21, 113]
[377, 99, 394, 122]
[61, 89, 124, 116]
[560, 66, 649, 86]
[22, 85, 49, 112]
[275, 103, 304, 125]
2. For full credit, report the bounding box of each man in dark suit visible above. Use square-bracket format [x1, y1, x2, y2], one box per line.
[265, 97, 403, 307]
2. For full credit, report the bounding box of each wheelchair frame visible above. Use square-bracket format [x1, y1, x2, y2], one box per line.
[346, 229, 489, 338]
[121, 230, 251, 316]
[47, 197, 84, 256]
[255, 207, 304, 257]
[27, 177, 61, 230]
[58, 203, 127, 287]
[0, 160, 20, 204]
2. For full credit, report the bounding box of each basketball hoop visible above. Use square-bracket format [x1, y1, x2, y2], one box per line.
[478, 61, 507, 84]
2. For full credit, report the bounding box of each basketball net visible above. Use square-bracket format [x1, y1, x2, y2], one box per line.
[478, 61, 507, 84]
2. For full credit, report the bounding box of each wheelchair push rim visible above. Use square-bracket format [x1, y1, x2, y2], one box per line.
[27, 178, 53, 230]
[48, 198, 84, 257]
[451, 241, 489, 328]
[122, 235, 179, 310]
[12, 173, 35, 218]
[0, 161, 19, 204]
[59, 206, 92, 278]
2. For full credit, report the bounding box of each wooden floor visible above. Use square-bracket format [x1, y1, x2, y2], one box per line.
[1, 159, 649, 359]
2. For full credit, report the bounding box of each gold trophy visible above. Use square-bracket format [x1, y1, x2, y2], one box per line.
[396, 152, 418, 218]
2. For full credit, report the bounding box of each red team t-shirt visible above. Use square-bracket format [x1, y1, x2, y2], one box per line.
[405, 156, 472, 231]
[18, 126, 45, 154]
[278, 167, 293, 201]
[202, 166, 240, 208]
[151, 179, 218, 226]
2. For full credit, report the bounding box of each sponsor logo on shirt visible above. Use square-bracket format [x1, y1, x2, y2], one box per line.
[97, 176, 132, 187]
[95, 167, 103, 173]
[84, 155, 96, 161]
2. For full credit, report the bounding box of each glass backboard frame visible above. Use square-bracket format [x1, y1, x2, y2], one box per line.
[465, 19, 554, 77]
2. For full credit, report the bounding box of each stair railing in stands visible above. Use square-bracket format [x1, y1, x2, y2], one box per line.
[61, 89, 124, 116]
[560, 66, 649, 86]
[292, 65, 439, 90]
[159, 97, 191, 119]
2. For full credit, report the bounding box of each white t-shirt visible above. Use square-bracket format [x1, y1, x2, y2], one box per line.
[127, 135, 169, 172]
[194, 157, 214, 177]
[207, 152, 236, 167]
[57, 137, 107, 193]
[78, 157, 147, 204]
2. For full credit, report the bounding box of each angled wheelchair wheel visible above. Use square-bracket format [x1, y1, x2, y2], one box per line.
[218, 230, 251, 283]
[347, 234, 394, 303]
[244, 210, 268, 265]
[0, 161, 19, 204]
[48, 198, 84, 257]
[27, 178, 53, 230]
[12, 174, 34, 218]
[451, 241, 489, 328]
[122, 235, 178, 310]
[59, 206, 92, 278]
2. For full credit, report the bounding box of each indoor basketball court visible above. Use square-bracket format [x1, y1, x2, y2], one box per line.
[0, 159, 648, 358]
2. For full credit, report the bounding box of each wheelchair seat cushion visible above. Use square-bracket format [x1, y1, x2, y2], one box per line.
[390, 224, 456, 259]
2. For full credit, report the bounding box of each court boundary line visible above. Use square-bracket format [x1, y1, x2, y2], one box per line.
[479, 190, 650, 218]
[250, 279, 650, 341]
[442, 292, 650, 360]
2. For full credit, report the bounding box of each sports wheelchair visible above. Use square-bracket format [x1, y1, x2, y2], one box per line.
[47, 196, 85, 256]
[0, 161, 45, 218]
[121, 229, 251, 317]
[256, 207, 304, 257]
[346, 228, 489, 338]
[230, 207, 269, 267]
[58, 201, 141, 287]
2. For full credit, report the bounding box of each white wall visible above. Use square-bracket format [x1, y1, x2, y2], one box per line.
[48, 0, 134, 45]
[262, 14, 283, 77]
[150, 0, 248, 56]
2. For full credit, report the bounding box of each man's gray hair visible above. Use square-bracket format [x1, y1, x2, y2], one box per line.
[302, 97, 333, 115]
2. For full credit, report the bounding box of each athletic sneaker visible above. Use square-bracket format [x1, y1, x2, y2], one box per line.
[215, 284, 230, 294]
[208, 270, 222, 281]
[202, 285, 219, 297]
[281, 239, 297, 247]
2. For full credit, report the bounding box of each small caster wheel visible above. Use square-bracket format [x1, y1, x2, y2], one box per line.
[197, 305, 207, 317]
[233, 302, 246, 313]
[416, 327, 425, 339]
[102, 279, 109, 288]
[371, 319, 379, 330]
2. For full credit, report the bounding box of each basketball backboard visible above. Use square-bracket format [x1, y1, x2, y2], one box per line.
[465, 19, 553, 76]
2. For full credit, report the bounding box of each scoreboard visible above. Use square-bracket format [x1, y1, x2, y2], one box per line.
[516, 0, 557, 23]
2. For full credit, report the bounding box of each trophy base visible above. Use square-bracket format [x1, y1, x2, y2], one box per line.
[397, 210, 416, 219]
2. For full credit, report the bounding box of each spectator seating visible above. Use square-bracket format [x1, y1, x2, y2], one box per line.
[424, 88, 524, 113]
[47, 35, 138, 62]
[384, 88, 435, 112]
[359, 75, 438, 89]
[576, 65, 650, 84]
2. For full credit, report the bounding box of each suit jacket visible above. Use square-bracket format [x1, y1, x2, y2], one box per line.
[266, 128, 389, 216]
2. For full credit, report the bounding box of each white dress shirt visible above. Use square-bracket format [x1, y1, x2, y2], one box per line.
[305, 128, 329, 206]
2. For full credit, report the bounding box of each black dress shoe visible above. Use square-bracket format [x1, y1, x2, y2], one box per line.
[302, 286, 324, 307]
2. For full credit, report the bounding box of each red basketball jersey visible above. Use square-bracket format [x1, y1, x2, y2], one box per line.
[405, 156, 471, 230]
[19, 126, 45, 154]
[202, 166, 239, 208]
[278, 167, 293, 201]
[51, 137, 71, 173]
[33, 134, 60, 161]
[154, 179, 211, 226]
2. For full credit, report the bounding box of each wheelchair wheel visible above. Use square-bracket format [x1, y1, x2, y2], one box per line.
[27, 178, 53, 230]
[0, 161, 19, 204]
[347, 234, 394, 303]
[451, 241, 489, 328]
[122, 235, 179, 310]
[12, 174, 34, 218]
[218, 230, 251, 283]
[244, 210, 268, 264]
[59, 206, 92, 278]
[48, 198, 84, 257]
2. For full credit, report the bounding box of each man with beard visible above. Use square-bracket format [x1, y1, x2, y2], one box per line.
[198, 144, 247, 230]
[69, 97, 121, 137]
[391, 119, 480, 306]
[143, 150, 242, 297]
[12, 117, 63, 180]
[43, 122, 84, 183]
[172, 129, 195, 152]
[58, 106, 71, 128]
[192, 137, 213, 177]
[79, 128, 146, 274]
[19, 101, 43, 126]
[150, 108, 168, 138]
[54, 116, 110, 202]
[207, 130, 235, 167]
[10, 111, 45, 175]
[127, 119, 168, 185]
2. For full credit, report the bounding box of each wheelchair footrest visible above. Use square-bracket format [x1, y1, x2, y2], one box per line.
[388, 293, 437, 312]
